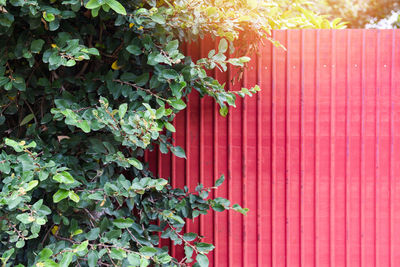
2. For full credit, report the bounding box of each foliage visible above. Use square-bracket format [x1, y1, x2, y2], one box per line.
[0, 0, 340, 266]
[315, 0, 399, 28]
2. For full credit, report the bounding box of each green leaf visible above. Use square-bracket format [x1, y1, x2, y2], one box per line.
[31, 39, 45, 53]
[183, 232, 197, 242]
[127, 158, 143, 170]
[16, 213, 34, 224]
[0, 13, 14, 27]
[72, 229, 83, 237]
[105, 0, 126, 15]
[4, 138, 23, 152]
[0, 77, 9, 86]
[39, 248, 53, 259]
[110, 248, 126, 260]
[13, 77, 26, 91]
[218, 38, 228, 53]
[77, 120, 91, 133]
[4, 81, 12, 90]
[155, 106, 165, 119]
[139, 246, 157, 257]
[118, 103, 128, 119]
[68, 191, 80, 203]
[169, 99, 186, 110]
[219, 106, 228, 117]
[164, 122, 175, 132]
[128, 253, 140, 265]
[170, 81, 186, 97]
[66, 59, 76, 67]
[91, 6, 101, 17]
[232, 203, 249, 215]
[87, 250, 98, 267]
[161, 69, 179, 80]
[134, 73, 149, 86]
[86, 228, 100, 240]
[171, 146, 186, 159]
[0, 161, 10, 174]
[20, 114, 34, 126]
[140, 258, 149, 267]
[1, 249, 14, 264]
[215, 175, 225, 187]
[43, 12, 55, 22]
[113, 218, 134, 228]
[16, 240, 25, 248]
[53, 189, 69, 203]
[184, 245, 193, 260]
[155, 178, 168, 190]
[126, 45, 142, 55]
[59, 252, 73, 267]
[88, 192, 104, 201]
[150, 13, 165, 24]
[166, 40, 179, 54]
[25, 180, 39, 191]
[75, 240, 89, 252]
[18, 154, 35, 171]
[196, 254, 209, 267]
[195, 242, 215, 253]
[53, 171, 75, 184]
[85, 0, 102, 9]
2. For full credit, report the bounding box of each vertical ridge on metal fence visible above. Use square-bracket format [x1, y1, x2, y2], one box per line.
[147, 29, 400, 266]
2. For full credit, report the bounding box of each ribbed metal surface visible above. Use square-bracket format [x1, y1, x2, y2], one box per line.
[147, 29, 400, 266]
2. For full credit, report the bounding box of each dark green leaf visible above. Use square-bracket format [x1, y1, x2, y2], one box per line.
[134, 73, 149, 86]
[161, 69, 179, 80]
[215, 175, 225, 187]
[113, 218, 134, 228]
[171, 146, 186, 158]
[183, 232, 197, 242]
[126, 45, 142, 55]
[195, 242, 215, 253]
[31, 39, 45, 53]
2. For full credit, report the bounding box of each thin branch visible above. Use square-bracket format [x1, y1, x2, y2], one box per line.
[112, 79, 169, 101]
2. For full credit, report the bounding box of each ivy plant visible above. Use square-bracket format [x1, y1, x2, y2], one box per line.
[0, 0, 343, 266]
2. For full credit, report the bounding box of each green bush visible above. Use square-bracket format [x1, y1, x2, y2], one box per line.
[0, 0, 342, 266]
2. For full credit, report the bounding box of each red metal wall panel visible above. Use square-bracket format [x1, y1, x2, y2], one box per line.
[148, 29, 400, 266]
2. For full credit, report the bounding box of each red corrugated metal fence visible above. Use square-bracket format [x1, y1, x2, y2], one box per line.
[147, 29, 400, 266]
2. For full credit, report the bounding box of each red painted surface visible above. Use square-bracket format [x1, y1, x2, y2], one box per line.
[148, 29, 400, 266]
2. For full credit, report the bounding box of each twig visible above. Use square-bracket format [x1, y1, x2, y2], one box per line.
[113, 79, 169, 101]
[40, 224, 55, 247]
[24, 100, 38, 126]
